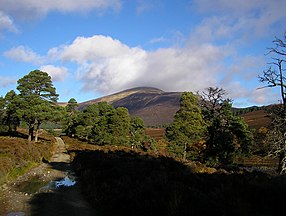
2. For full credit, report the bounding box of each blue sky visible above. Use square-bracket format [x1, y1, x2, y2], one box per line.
[0, 0, 286, 107]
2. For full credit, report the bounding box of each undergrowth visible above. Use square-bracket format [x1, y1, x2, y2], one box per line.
[0, 130, 55, 185]
[63, 135, 286, 216]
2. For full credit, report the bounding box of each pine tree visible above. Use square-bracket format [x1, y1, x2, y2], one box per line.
[3, 90, 20, 134]
[166, 92, 205, 161]
[63, 98, 80, 137]
[200, 87, 253, 166]
[17, 70, 58, 142]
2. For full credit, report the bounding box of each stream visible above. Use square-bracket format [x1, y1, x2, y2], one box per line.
[2, 137, 95, 216]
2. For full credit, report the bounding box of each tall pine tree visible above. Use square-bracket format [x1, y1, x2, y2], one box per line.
[166, 92, 205, 161]
[17, 70, 58, 142]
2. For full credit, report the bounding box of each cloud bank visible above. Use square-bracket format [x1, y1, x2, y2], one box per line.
[2, 1, 285, 106]
[0, 0, 121, 35]
[52, 35, 228, 94]
[4, 46, 45, 64]
[3, 34, 270, 105]
[0, 0, 121, 19]
[0, 11, 17, 33]
[0, 76, 16, 88]
[192, 0, 286, 40]
[40, 65, 68, 82]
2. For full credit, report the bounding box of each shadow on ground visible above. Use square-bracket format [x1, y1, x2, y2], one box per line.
[70, 149, 286, 216]
[28, 161, 96, 216]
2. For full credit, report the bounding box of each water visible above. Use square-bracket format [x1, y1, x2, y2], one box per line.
[16, 177, 48, 194]
[15, 172, 77, 195]
[55, 176, 76, 188]
[6, 212, 25, 216]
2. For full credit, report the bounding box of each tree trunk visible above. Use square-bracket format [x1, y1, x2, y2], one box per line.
[28, 126, 34, 142]
[35, 128, 39, 143]
[278, 151, 286, 174]
[277, 59, 286, 111]
[35, 120, 42, 142]
[183, 142, 187, 162]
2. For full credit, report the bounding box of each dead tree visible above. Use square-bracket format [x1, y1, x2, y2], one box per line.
[258, 31, 286, 174]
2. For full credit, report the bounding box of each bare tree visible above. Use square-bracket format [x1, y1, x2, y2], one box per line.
[258, 59, 286, 109]
[259, 32, 286, 108]
[258, 31, 286, 174]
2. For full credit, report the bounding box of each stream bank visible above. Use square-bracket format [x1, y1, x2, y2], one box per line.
[0, 137, 95, 216]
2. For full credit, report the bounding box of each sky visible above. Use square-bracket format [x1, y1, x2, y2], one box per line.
[0, 0, 286, 107]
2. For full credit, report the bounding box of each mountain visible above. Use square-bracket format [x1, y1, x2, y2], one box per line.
[78, 87, 182, 126]
[66, 86, 271, 128]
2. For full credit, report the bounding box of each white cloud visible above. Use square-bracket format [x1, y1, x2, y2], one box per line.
[58, 35, 147, 93]
[60, 35, 134, 63]
[251, 88, 280, 105]
[136, 0, 155, 14]
[3, 34, 276, 106]
[0, 76, 16, 88]
[4, 46, 45, 64]
[56, 35, 282, 106]
[0, 0, 121, 19]
[0, 11, 18, 33]
[192, 0, 286, 41]
[40, 65, 68, 82]
[53, 35, 228, 94]
[148, 37, 168, 45]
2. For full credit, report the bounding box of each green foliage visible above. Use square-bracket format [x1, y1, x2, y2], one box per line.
[62, 98, 80, 137]
[130, 117, 146, 149]
[17, 70, 58, 102]
[264, 106, 286, 174]
[0, 96, 6, 132]
[15, 70, 59, 141]
[0, 91, 21, 134]
[64, 101, 151, 150]
[88, 103, 131, 146]
[200, 87, 253, 166]
[3, 90, 21, 133]
[66, 98, 78, 113]
[166, 92, 205, 161]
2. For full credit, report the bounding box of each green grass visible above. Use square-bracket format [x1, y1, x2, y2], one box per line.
[6, 162, 36, 179]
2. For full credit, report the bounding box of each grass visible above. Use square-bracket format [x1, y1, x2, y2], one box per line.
[0, 129, 55, 185]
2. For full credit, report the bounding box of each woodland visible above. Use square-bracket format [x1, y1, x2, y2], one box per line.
[1, 32, 286, 216]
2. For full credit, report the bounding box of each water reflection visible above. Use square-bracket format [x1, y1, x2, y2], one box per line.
[55, 176, 76, 188]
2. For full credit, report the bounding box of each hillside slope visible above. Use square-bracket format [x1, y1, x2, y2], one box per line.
[241, 110, 271, 130]
[74, 87, 272, 127]
[78, 87, 182, 126]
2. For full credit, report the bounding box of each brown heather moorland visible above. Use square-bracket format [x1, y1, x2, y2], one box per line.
[69, 142, 285, 216]
[0, 130, 55, 185]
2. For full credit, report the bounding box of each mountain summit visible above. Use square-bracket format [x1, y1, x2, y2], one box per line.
[78, 87, 182, 126]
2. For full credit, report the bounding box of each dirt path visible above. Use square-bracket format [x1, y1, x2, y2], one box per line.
[0, 137, 95, 216]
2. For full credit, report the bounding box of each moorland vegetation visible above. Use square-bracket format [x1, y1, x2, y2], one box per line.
[1, 32, 286, 215]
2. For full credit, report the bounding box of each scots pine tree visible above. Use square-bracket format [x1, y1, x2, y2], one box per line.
[17, 70, 58, 142]
[166, 92, 205, 161]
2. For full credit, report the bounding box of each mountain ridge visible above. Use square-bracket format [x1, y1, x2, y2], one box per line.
[59, 87, 271, 127]
[77, 87, 182, 126]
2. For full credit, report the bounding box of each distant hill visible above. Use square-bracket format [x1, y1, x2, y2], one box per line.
[59, 87, 273, 128]
[241, 110, 271, 130]
[78, 87, 182, 126]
